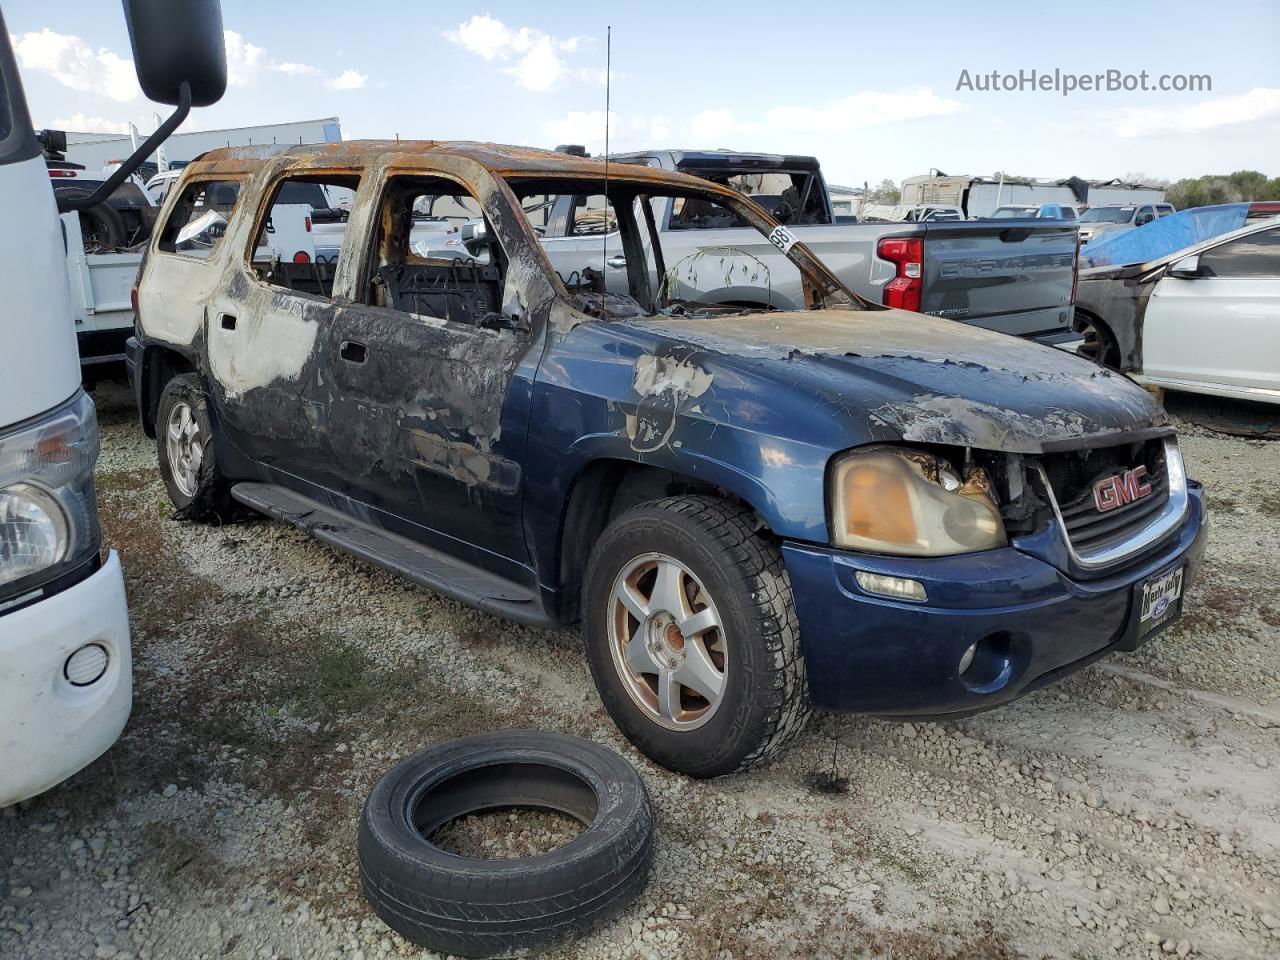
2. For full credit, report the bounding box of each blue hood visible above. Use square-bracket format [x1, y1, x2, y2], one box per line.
[615, 308, 1166, 454]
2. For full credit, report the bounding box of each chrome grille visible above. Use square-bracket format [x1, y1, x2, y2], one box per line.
[1031, 437, 1188, 570]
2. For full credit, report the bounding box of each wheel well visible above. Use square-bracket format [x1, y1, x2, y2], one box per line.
[139, 346, 197, 438]
[555, 460, 757, 624]
[1073, 308, 1121, 368]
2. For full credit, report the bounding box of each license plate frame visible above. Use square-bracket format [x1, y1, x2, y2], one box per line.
[1138, 564, 1184, 640]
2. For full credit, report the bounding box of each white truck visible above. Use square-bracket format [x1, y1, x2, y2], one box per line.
[0, 0, 227, 807]
[534, 150, 1082, 342]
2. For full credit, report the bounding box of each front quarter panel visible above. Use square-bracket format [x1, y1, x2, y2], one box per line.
[525, 316, 868, 553]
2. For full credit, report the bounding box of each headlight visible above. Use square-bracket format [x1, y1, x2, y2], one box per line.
[0, 390, 100, 596]
[829, 447, 1006, 556]
[0, 483, 71, 587]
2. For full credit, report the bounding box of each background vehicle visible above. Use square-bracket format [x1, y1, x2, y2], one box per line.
[43, 144, 160, 370]
[128, 141, 1204, 779]
[988, 203, 1078, 220]
[861, 203, 966, 222]
[1079, 202, 1176, 245]
[0, 0, 226, 808]
[1075, 218, 1280, 404]
[549, 150, 1080, 342]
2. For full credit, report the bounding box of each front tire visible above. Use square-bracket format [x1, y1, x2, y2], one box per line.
[155, 374, 235, 522]
[583, 496, 810, 778]
[1074, 311, 1121, 370]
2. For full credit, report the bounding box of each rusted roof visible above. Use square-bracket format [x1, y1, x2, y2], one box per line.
[190, 139, 729, 193]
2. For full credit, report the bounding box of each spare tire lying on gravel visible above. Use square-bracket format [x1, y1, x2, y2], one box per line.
[358, 731, 654, 958]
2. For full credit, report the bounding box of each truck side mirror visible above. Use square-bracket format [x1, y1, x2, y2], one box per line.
[123, 0, 227, 107]
[1166, 254, 1201, 279]
[60, 0, 226, 213]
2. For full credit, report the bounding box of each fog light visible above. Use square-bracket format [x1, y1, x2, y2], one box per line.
[855, 571, 927, 602]
[64, 643, 109, 686]
[958, 642, 978, 675]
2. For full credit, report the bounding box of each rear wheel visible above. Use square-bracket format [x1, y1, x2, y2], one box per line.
[583, 496, 810, 778]
[155, 374, 236, 522]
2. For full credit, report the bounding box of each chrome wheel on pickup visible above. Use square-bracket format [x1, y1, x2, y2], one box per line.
[165, 400, 204, 498]
[608, 552, 727, 731]
[584, 496, 811, 778]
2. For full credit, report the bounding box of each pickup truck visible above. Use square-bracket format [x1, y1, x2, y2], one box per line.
[545, 150, 1080, 342]
[46, 162, 158, 370]
[1079, 202, 1176, 245]
[126, 141, 1206, 779]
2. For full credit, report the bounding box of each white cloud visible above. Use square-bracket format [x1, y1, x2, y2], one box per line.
[223, 29, 267, 86]
[270, 62, 319, 77]
[508, 36, 562, 91]
[445, 15, 594, 92]
[12, 28, 139, 102]
[690, 108, 737, 143]
[543, 112, 676, 154]
[1104, 87, 1280, 138]
[326, 69, 368, 91]
[52, 113, 129, 134]
[691, 89, 963, 142]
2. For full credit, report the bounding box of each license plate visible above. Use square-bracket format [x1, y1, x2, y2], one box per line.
[1139, 566, 1184, 636]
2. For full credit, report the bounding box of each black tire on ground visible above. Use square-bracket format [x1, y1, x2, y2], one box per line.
[358, 731, 654, 959]
[582, 496, 811, 779]
[155, 373, 237, 522]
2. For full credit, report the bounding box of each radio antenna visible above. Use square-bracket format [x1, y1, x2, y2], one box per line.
[602, 25, 612, 271]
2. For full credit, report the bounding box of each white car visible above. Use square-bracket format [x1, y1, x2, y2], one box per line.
[1075, 218, 1280, 404]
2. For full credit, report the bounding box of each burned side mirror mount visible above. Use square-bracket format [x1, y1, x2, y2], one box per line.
[123, 0, 227, 107]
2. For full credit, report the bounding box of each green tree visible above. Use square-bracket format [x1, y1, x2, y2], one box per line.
[867, 178, 900, 205]
[1166, 170, 1279, 209]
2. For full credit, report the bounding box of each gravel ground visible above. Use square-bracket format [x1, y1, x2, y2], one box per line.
[2, 379, 1277, 960]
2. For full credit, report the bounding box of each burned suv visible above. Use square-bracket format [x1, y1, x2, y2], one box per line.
[126, 142, 1207, 777]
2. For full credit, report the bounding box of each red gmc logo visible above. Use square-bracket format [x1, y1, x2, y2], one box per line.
[1093, 466, 1153, 513]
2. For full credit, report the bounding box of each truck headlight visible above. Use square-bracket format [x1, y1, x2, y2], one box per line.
[829, 447, 1006, 556]
[0, 390, 100, 595]
[0, 483, 71, 586]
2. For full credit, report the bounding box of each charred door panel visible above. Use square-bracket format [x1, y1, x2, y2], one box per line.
[320, 302, 539, 580]
[203, 270, 336, 487]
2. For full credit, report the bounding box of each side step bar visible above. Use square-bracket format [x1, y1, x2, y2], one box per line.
[230, 482, 554, 628]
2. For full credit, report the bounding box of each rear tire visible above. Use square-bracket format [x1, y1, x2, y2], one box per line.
[155, 374, 236, 522]
[583, 496, 811, 778]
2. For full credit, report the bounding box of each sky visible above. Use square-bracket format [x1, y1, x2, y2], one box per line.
[5, 0, 1279, 189]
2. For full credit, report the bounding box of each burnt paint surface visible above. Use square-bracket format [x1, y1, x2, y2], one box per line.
[1075, 270, 1160, 371]
[140, 139, 1169, 621]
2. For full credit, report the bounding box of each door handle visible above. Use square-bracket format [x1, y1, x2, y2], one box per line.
[339, 339, 368, 364]
[219, 313, 237, 331]
[606, 255, 627, 269]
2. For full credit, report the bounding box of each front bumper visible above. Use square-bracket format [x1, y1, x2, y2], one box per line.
[783, 483, 1207, 716]
[0, 551, 132, 806]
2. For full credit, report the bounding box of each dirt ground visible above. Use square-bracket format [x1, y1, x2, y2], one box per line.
[2, 379, 1277, 960]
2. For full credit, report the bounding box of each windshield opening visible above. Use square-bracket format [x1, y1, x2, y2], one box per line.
[504, 176, 862, 322]
[673, 167, 831, 226]
[1081, 207, 1135, 223]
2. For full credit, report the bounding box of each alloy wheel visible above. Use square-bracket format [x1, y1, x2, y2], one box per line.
[607, 552, 728, 731]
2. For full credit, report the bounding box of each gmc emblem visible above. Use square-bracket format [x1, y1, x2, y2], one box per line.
[1093, 466, 1153, 513]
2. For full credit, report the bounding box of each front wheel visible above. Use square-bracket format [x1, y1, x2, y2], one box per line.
[582, 496, 811, 778]
[1074, 312, 1121, 370]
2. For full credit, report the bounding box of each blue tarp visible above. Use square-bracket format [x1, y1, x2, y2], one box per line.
[1082, 203, 1251, 268]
